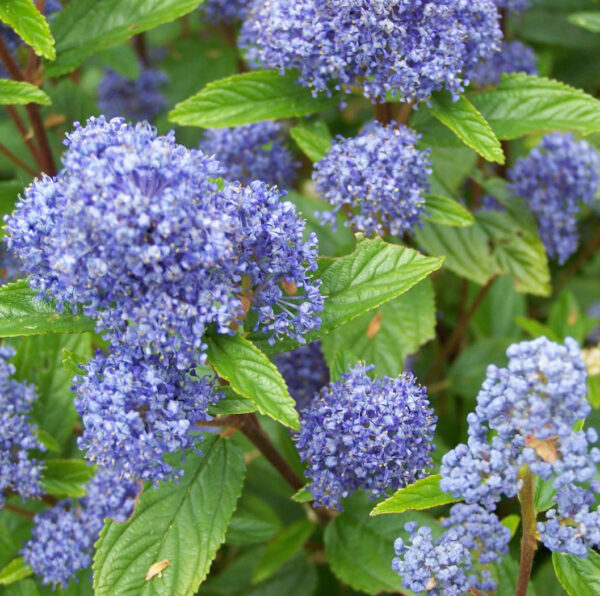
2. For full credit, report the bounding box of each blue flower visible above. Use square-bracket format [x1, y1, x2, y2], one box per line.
[202, 0, 250, 23]
[493, 0, 534, 16]
[471, 41, 538, 87]
[313, 121, 431, 236]
[295, 363, 436, 509]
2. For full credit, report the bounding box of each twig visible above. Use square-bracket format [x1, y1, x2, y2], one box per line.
[374, 101, 393, 126]
[0, 142, 37, 176]
[134, 33, 149, 66]
[5, 503, 35, 519]
[515, 469, 537, 596]
[397, 100, 414, 125]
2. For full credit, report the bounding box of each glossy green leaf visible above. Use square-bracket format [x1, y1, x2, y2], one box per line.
[553, 550, 600, 596]
[47, 0, 203, 76]
[94, 437, 245, 596]
[290, 486, 313, 504]
[370, 475, 459, 516]
[0, 0, 55, 59]
[429, 92, 504, 164]
[41, 459, 96, 498]
[289, 126, 332, 162]
[534, 476, 556, 513]
[469, 74, 600, 140]
[169, 70, 338, 128]
[208, 386, 257, 416]
[226, 494, 282, 546]
[568, 12, 600, 33]
[0, 281, 95, 337]
[252, 520, 314, 583]
[424, 194, 474, 227]
[206, 334, 299, 430]
[0, 558, 32, 586]
[0, 80, 51, 106]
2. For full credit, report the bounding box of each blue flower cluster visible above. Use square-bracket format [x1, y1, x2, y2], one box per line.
[199, 122, 298, 188]
[0, 346, 44, 508]
[6, 117, 322, 482]
[22, 468, 140, 588]
[508, 132, 600, 264]
[493, 0, 534, 16]
[0, 247, 21, 285]
[241, 0, 501, 103]
[393, 504, 510, 595]
[295, 363, 436, 510]
[313, 122, 431, 236]
[202, 0, 249, 23]
[471, 41, 538, 87]
[98, 68, 169, 123]
[274, 341, 329, 411]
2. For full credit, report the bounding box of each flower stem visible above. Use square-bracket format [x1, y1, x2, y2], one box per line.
[374, 102, 393, 126]
[5, 502, 35, 519]
[0, 142, 37, 176]
[515, 469, 538, 596]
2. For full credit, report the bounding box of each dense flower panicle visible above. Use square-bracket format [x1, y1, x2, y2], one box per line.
[199, 122, 298, 188]
[0, 247, 21, 285]
[470, 41, 538, 87]
[295, 364, 436, 510]
[493, 0, 533, 15]
[6, 117, 322, 369]
[75, 348, 222, 483]
[393, 504, 510, 595]
[241, 0, 501, 103]
[313, 122, 431, 236]
[508, 132, 600, 264]
[98, 68, 169, 123]
[202, 0, 249, 23]
[274, 341, 329, 411]
[0, 346, 44, 507]
[22, 468, 139, 587]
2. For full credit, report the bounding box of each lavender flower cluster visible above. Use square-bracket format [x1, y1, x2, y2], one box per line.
[6, 116, 323, 483]
[493, 0, 534, 16]
[0, 346, 44, 508]
[202, 0, 249, 23]
[508, 132, 600, 264]
[22, 468, 140, 587]
[314, 122, 431, 236]
[295, 364, 436, 510]
[98, 68, 169, 123]
[199, 122, 298, 188]
[471, 41, 538, 87]
[241, 0, 501, 103]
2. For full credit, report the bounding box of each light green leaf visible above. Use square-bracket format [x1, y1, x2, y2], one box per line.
[94, 437, 245, 596]
[515, 317, 559, 343]
[370, 475, 460, 516]
[424, 194, 474, 227]
[534, 476, 556, 513]
[47, 0, 203, 76]
[492, 554, 538, 596]
[35, 428, 60, 452]
[169, 70, 338, 128]
[568, 12, 600, 33]
[4, 579, 40, 596]
[553, 550, 600, 596]
[41, 459, 95, 498]
[501, 515, 521, 539]
[250, 236, 444, 354]
[429, 92, 504, 164]
[0, 558, 32, 586]
[208, 386, 257, 416]
[206, 334, 299, 430]
[290, 126, 332, 162]
[469, 74, 600, 140]
[0, 281, 95, 337]
[0, 0, 55, 60]
[252, 520, 314, 583]
[0, 80, 50, 106]
[290, 486, 313, 504]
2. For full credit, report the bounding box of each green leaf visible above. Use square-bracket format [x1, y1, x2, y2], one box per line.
[47, 0, 202, 76]
[429, 92, 504, 164]
[61, 348, 89, 379]
[226, 494, 282, 546]
[94, 437, 245, 596]
[370, 475, 460, 516]
[206, 334, 299, 430]
[0, 0, 55, 60]
[501, 514, 521, 539]
[0, 281, 95, 337]
[169, 70, 338, 128]
[0, 80, 51, 106]
[492, 554, 538, 596]
[553, 550, 600, 596]
[321, 279, 436, 378]
[469, 74, 600, 140]
[516, 317, 560, 343]
[324, 493, 442, 595]
[568, 12, 600, 33]
[35, 428, 61, 452]
[4, 579, 40, 596]
[289, 126, 332, 162]
[290, 486, 313, 504]
[250, 236, 444, 354]
[41, 459, 96, 498]
[208, 386, 257, 416]
[424, 194, 474, 227]
[534, 476, 556, 513]
[252, 520, 314, 583]
[0, 558, 32, 586]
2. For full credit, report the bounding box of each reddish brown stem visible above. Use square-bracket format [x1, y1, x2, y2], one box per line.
[374, 102, 393, 126]
[5, 106, 43, 170]
[134, 33, 149, 66]
[5, 503, 35, 519]
[397, 101, 414, 125]
[0, 142, 37, 176]
[515, 470, 537, 596]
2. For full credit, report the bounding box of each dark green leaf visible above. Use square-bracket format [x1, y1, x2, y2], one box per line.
[0, 558, 32, 586]
[0, 80, 51, 106]
[4, 579, 40, 596]
[93, 437, 245, 596]
[429, 92, 504, 164]
[0, 0, 55, 59]
[370, 475, 460, 516]
[226, 494, 282, 546]
[208, 386, 257, 416]
[206, 334, 299, 430]
[0, 281, 95, 337]
[491, 554, 537, 596]
[289, 126, 332, 162]
[424, 194, 474, 227]
[47, 0, 203, 76]
[252, 519, 315, 583]
[41, 459, 96, 498]
[169, 70, 338, 128]
[553, 550, 600, 596]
